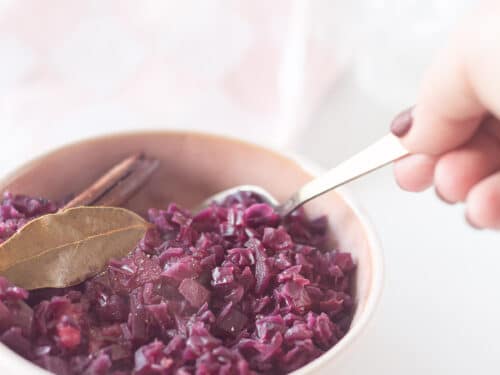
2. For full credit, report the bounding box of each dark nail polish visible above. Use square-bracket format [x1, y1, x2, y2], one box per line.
[465, 212, 483, 230]
[390, 107, 413, 137]
[434, 187, 454, 205]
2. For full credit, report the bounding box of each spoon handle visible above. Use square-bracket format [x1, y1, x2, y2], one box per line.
[278, 133, 410, 216]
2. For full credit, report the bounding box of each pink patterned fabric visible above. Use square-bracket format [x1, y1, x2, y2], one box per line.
[0, 1, 347, 176]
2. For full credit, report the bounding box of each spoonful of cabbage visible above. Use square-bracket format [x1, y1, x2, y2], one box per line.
[199, 134, 409, 216]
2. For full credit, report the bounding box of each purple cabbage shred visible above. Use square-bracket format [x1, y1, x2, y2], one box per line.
[0, 191, 355, 374]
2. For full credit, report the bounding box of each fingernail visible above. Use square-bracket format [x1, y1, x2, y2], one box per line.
[434, 187, 455, 205]
[390, 106, 413, 137]
[465, 212, 483, 230]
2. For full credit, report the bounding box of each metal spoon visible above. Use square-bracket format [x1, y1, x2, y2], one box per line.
[199, 133, 409, 216]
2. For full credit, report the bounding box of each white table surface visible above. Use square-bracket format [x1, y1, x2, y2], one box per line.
[295, 71, 500, 374]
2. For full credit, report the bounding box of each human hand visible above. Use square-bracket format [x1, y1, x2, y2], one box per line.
[391, 1, 500, 230]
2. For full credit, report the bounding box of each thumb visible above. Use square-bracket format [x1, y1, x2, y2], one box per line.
[392, 2, 500, 154]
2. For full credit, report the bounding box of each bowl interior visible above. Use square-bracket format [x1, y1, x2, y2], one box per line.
[0, 131, 381, 373]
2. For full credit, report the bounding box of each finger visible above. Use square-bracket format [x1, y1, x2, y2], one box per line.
[394, 154, 437, 192]
[395, 2, 500, 154]
[434, 127, 500, 203]
[466, 171, 500, 229]
[483, 115, 500, 141]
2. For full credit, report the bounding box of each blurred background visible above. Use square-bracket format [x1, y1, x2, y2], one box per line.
[0, 0, 498, 374]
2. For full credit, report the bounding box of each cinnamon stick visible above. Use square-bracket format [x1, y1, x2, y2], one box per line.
[63, 153, 159, 209]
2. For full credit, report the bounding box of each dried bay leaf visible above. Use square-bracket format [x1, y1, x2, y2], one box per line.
[0, 206, 149, 290]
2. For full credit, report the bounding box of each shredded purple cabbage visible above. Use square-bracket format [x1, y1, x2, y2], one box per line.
[0, 191, 355, 374]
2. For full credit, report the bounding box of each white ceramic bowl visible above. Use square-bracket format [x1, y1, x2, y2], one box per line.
[0, 131, 383, 374]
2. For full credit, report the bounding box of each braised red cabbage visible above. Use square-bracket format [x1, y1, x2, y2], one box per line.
[0, 192, 355, 374]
